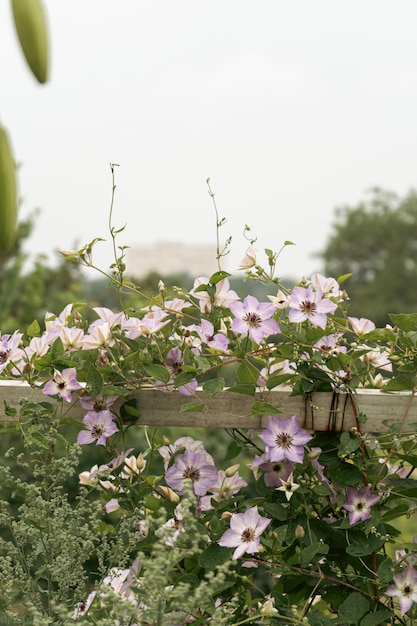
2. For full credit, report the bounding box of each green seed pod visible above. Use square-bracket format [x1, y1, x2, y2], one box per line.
[0, 125, 18, 252]
[11, 0, 49, 84]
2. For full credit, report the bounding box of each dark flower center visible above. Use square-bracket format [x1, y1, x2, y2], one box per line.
[276, 432, 293, 449]
[183, 466, 200, 482]
[58, 381, 66, 390]
[243, 312, 262, 327]
[241, 527, 256, 543]
[94, 400, 106, 411]
[171, 361, 183, 375]
[300, 300, 316, 315]
[273, 463, 283, 473]
[356, 500, 365, 511]
[0, 350, 10, 364]
[92, 425, 104, 438]
[403, 584, 413, 595]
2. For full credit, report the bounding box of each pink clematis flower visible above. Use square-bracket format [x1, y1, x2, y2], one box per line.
[195, 319, 229, 352]
[229, 296, 280, 344]
[386, 567, 417, 614]
[218, 506, 271, 559]
[237, 245, 257, 270]
[259, 415, 312, 464]
[165, 449, 218, 496]
[77, 411, 119, 445]
[348, 316, 376, 336]
[342, 486, 380, 525]
[43, 367, 83, 402]
[0, 331, 24, 374]
[288, 287, 337, 329]
[190, 277, 239, 314]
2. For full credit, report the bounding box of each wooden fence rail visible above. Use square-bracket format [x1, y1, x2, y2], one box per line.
[0, 381, 416, 432]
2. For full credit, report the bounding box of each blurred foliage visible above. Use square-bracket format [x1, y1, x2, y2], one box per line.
[0, 213, 85, 333]
[321, 187, 417, 326]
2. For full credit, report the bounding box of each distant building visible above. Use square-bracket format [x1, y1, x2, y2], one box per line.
[126, 242, 225, 279]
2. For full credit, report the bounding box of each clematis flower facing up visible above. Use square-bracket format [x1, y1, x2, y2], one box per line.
[288, 286, 337, 329]
[259, 415, 312, 464]
[229, 295, 280, 344]
[77, 411, 119, 446]
[342, 485, 380, 525]
[43, 367, 83, 402]
[386, 566, 417, 615]
[165, 449, 218, 496]
[218, 505, 271, 559]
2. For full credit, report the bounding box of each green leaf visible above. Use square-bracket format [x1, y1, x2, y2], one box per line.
[376, 557, 393, 583]
[236, 360, 260, 384]
[337, 272, 352, 284]
[3, 400, 17, 417]
[120, 399, 140, 422]
[26, 318, 41, 338]
[85, 365, 103, 396]
[266, 373, 294, 390]
[144, 363, 171, 383]
[250, 401, 283, 416]
[173, 371, 196, 389]
[202, 377, 225, 397]
[262, 502, 288, 521]
[360, 611, 395, 626]
[338, 592, 369, 624]
[194, 356, 211, 373]
[389, 313, 417, 332]
[179, 402, 206, 413]
[224, 440, 242, 460]
[307, 613, 333, 626]
[345, 534, 384, 556]
[209, 270, 231, 284]
[383, 375, 416, 391]
[51, 336, 65, 360]
[300, 542, 328, 566]
[198, 543, 232, 568]
[226, 384, 256, 396]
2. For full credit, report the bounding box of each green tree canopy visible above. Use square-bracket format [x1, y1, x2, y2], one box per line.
[321, 187, 417, 326]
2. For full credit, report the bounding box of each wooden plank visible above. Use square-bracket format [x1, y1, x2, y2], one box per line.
[0, 381, 415, 432]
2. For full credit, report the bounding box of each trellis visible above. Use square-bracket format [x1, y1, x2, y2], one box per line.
[0, 381, 415, 432]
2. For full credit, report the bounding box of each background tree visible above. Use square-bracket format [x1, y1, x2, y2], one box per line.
[321, 187, 417, 326]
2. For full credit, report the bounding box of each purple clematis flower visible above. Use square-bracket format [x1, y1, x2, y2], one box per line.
[218, 506, 271, 559]
[165, 449, 218, 496]
[43, 367, 83, 402]
[229, 296, 280, 344]
[288, 286, 337, 329]
[259, 415, 312, 464]
[386, 566, 417, 614]
[342, 485, 380, 525]
[195, 319, 229, 352]
[77, 411, 119, 446]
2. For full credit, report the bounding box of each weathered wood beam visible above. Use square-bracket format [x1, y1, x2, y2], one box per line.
[0, 381, 415, 432]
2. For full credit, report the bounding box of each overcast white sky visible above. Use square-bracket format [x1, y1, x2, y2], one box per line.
[1, 1, 417, 280]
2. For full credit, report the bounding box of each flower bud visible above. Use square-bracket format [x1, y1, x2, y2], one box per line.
[158, 485, 180, 503]
[295, 524, 305, 540]
[221, 511, 233, 521]
[225, 464, 240, 477]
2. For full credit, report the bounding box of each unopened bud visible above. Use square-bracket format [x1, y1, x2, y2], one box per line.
[221, 511, 233, 521]
[158, 485, 180, 503]
[225, 464, 240, 477]
[295, 524, 305, 540]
